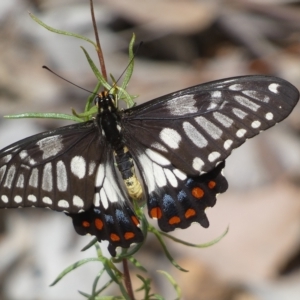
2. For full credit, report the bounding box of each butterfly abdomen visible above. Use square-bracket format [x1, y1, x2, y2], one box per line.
[114, 147, 143, 200]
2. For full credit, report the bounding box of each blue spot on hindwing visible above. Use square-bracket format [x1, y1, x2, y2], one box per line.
[177, 190, 187, 202]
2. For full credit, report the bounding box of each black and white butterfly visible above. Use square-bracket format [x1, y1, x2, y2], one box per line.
[0, 75, 298, 256]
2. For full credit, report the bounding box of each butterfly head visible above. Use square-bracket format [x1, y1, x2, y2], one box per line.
[95, 91, 117, 114]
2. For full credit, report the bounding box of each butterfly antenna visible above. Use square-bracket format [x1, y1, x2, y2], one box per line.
[109, 41, 143, 92]
[42, 66, 97, 95]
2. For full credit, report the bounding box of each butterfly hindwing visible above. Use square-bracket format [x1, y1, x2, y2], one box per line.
[68, 148, 144, 256]
[126, 145, 228, 232]
[121, 76, 299, 176]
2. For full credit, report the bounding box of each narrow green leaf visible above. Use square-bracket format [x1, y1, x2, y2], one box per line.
[116, 86, 135, 108]
[29, 12, 97, 47]
[157, 271, 182, 300]
[78, 290, 90, 298]
[128, 256, 147, 273]
[81, 238, 98, 252]
[95, 279, 114, 297]
[119, 33, 135, 95]
[136, 274, 151, 298]
[149, 225, 188, 272]
[81, 46, 111, 90]
[159, 226, 229, 248]
[4, 112, 83, 123]
[50, 258, 103, 286]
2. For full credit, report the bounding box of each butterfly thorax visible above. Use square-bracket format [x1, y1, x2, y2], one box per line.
[96, 93, 123, 150]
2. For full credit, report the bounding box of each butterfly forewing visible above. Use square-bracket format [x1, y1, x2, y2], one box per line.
[0, 121, 101, 213]
[121, 76, 299, 176]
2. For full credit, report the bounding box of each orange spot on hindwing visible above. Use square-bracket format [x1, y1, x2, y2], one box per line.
[110, 233, 120, 241]
[131, 215, 140, 226]
[169, 216, 180, 225]
[82, 221, 90, 228]
[192, 187, 204, 199]
[150, 207, 162, 219]
[208, 181, 216, 189]
[185, 208, 196, 219]
[124, 232, 135, 240]
[95, 218, 103, 230]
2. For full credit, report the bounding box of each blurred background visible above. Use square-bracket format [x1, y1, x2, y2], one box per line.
[1, 0, 300, 299]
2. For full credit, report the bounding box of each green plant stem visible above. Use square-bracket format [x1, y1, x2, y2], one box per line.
[90, 0, 107, 81]
[122, 258, 135, 300]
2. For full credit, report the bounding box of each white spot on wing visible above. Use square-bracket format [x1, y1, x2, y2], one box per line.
[213, 112, 233, 128]
[151, 142, 168, 152]
[236, 129, 247, 137]
[173, 169, 187, 180]
[224, 139, 233, 150]
[14, 195, 22, 203]
[183, 122, 207, 148]
[194, 116, 222, 139]
[100, 189, 108, 208]
[2, 154, 12, 163]
[1, 195, 8, 203]
[36, 135, 63, 159]
[242, 90, 269, 103]
[145, 148, 171, 166]
[29, 168, 38, 188]
[103, 176, 118, 203]
[16, 174, 24, 188]
[167, 95, 197, 116]
[138, 153, 155, 193]
[153, 163, 167, 187]
[206, 102, 218, 110]
[88, 161, 96, 176]
[73, 195, 84, 208]
[58, 199, 69, 208]
[159, 128, 181, 149]
[229, 84, 242, 91]
[0, 165, 7, 182]
[43, 196, 52, 205]
[164, 169, 178, 187]
[251, 120, 261, 128]
[28, 195, 37, 202]
[57, 160, 68, 192]
[265, 112, 273, 120]
[4, 165, 16, 188]
[234, 95, 260, 111]
[193, 157, 204, 172]
[95, 164, 105, 187]
[208, 151, 220, 162]
[211, 91, 221, 98]
[70, 156, 86, 179]
[42, 163, 53, 192]
[19, 150, 28, 159]
[268, 83, 280, 94]
[94, 192, 100, 207]
[232, 108, 247, 119]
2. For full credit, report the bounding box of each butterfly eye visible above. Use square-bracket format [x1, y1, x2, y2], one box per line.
[94, 95, 100, 106]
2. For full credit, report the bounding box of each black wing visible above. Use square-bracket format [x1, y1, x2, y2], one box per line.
[127, 143, 228, 232]
[122, 76, 299, 176]
[68, 146, 143, 256]
[0, 121, 100, 212]
[0, 120, 143, 255]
